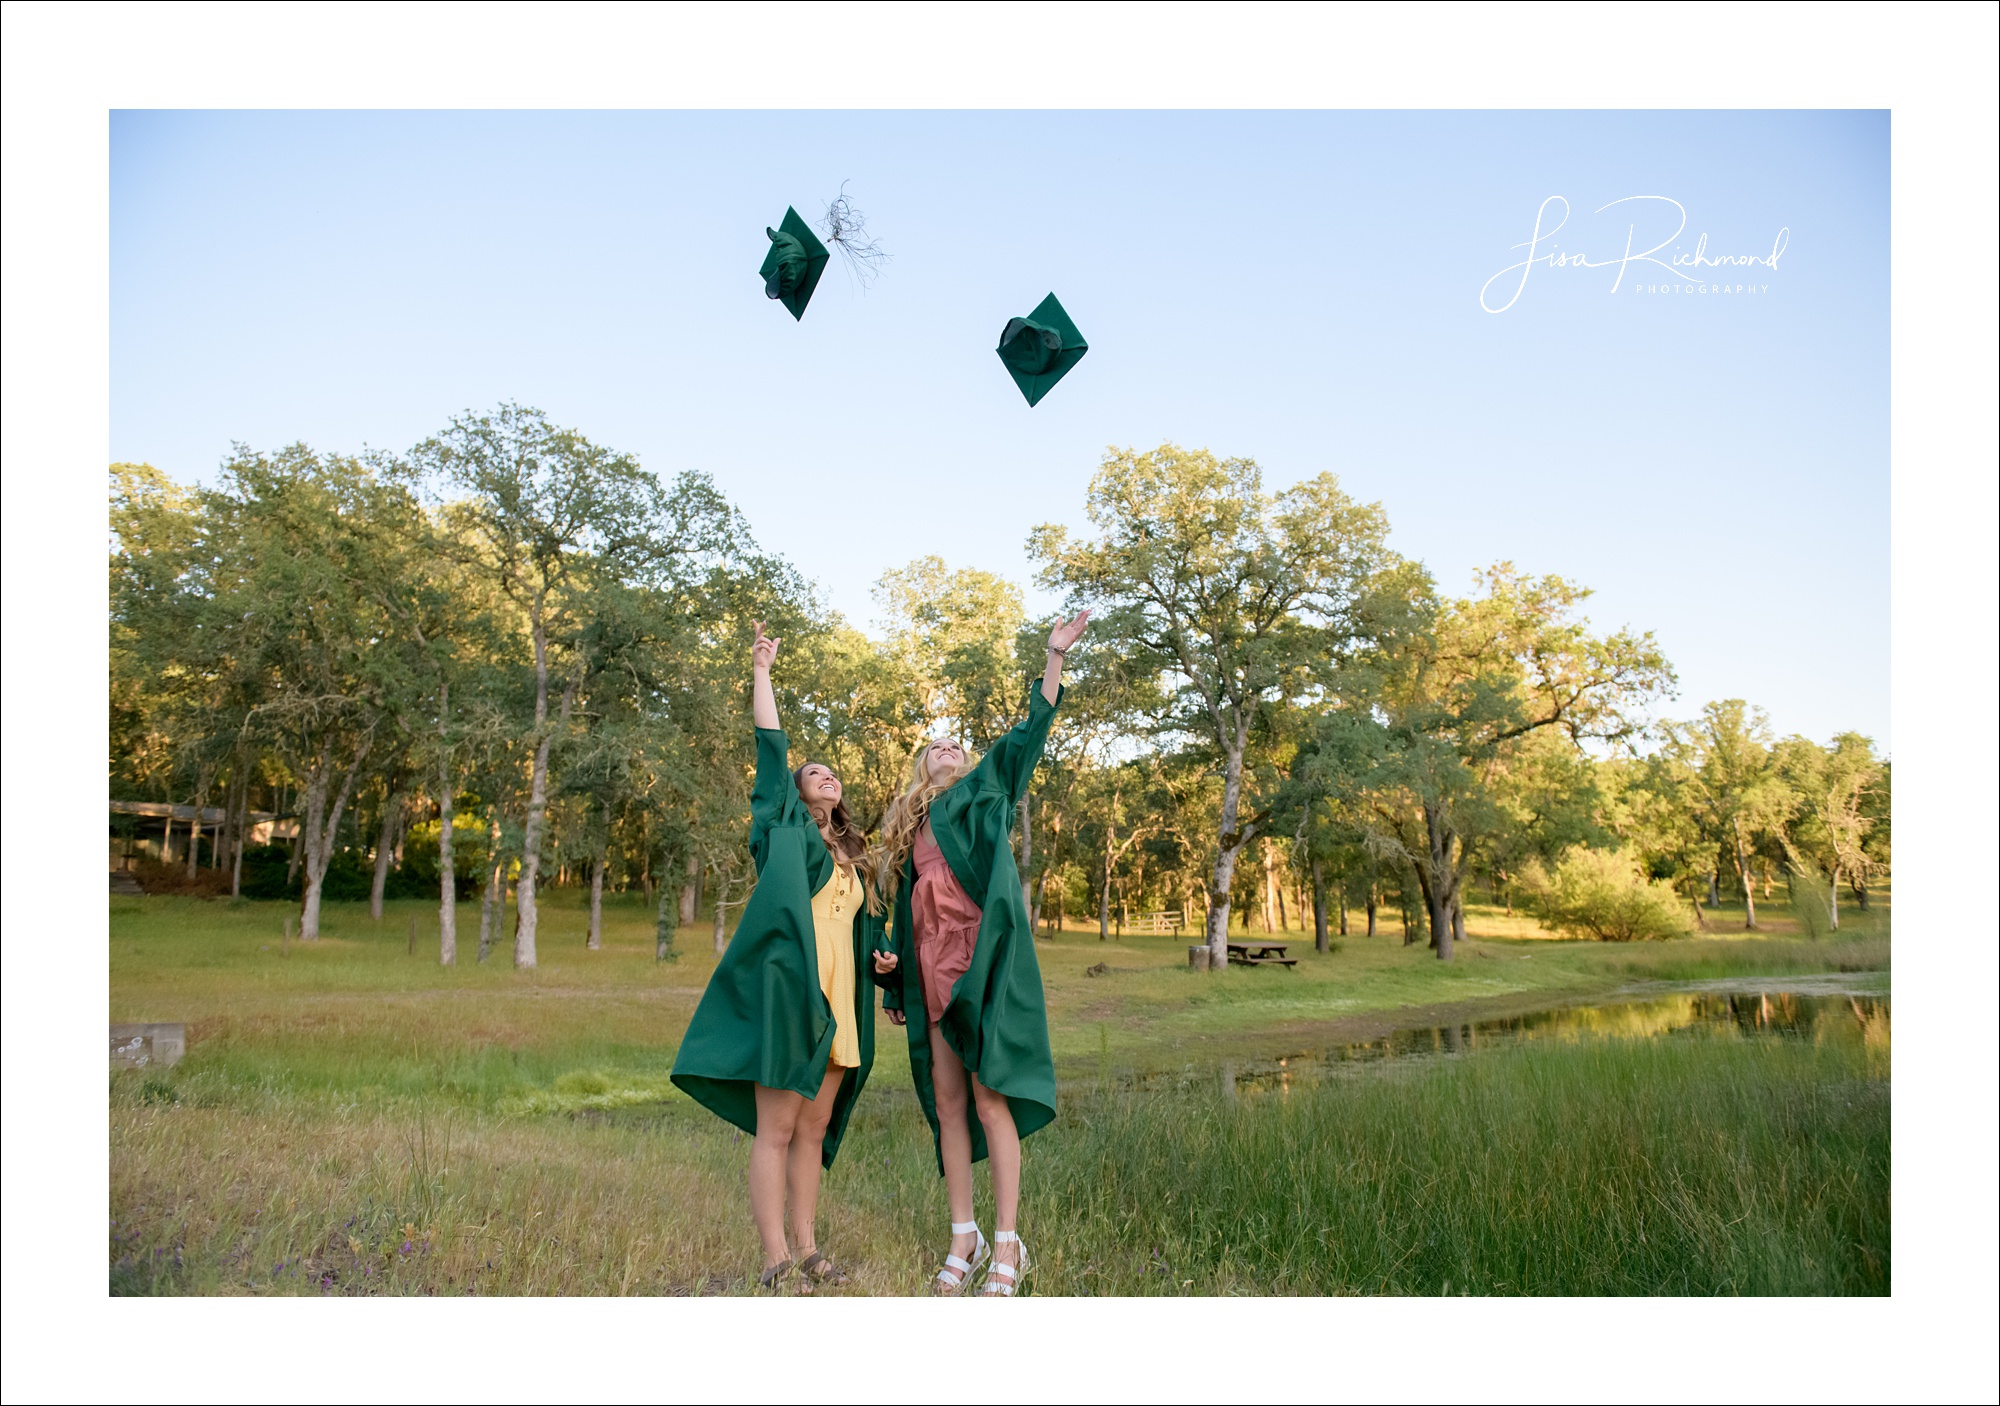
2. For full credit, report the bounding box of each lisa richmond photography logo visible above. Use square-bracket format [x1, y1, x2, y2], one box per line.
[1480, 195, 1789, 312]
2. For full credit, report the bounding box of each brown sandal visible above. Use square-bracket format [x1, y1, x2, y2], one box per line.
[798, 1250, 850, 1287]
[757, 1259, 795, 1293]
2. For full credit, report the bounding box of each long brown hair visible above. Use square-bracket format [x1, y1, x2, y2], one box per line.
[793, 763, 880, 912]
[873, 739, 981, 907]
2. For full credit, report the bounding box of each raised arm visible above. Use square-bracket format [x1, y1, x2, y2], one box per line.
[981, 610, 1092, 804]
[747, 622, 802, 864]
[751, 621, 780, 729]
[1040, 609, 1090, 705]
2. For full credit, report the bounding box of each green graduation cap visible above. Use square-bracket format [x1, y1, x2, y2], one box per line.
[759, 206, 829, 320]
[997, 292, 1088, 406]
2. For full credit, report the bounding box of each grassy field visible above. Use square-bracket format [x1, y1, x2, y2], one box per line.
[109, 888, 1890, 1296]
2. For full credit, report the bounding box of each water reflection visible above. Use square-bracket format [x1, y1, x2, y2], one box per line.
[1127, 989, 1890, 1098]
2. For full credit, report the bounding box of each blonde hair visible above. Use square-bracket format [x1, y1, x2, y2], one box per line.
[873, 739, 981, 908]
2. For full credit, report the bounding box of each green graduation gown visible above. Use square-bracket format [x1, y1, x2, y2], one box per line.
[876, 686, 1062, 1173]
[671, 726, 880, 1168]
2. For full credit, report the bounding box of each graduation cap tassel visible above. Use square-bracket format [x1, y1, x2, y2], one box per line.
[820, 181, 889, 289]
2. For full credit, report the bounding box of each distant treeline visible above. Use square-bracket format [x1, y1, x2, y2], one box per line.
[110, 407, 1888, 964]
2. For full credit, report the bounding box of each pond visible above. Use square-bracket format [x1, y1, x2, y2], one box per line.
[1126, 977, 1891, 1097]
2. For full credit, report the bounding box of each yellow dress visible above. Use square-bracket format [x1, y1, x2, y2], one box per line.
[810, 862, 861, 1069]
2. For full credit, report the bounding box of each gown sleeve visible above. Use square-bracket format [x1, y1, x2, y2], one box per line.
[972, 683, 1064, 805]
[868, 909, 903, 1010]
[748, 726, 806, 873]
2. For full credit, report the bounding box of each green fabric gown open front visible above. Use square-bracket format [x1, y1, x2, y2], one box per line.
[670, 726, 882, 1169]
[875, 686, 1062, 1174]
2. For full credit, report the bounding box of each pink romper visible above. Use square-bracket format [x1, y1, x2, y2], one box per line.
[912, 822, 984, 1025]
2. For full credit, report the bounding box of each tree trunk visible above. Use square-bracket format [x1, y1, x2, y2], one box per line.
[1100, 784, 1117, 942]
[1258, 843, 1275, 933]
[185, 774, 212, 880]
[712, 872, 729, 955]
[215, 778, 231, 875]
[680, 853, 701, 927]
[587, 854, 605, 949]
[515, 606, 571, 971]
[1828, 871, 1839, 931]
[655, 872, 677, 961]
[478, 856, 501, 963]
[1732, 819, 1757, 929]
[283, 777, 301, 883]
[1271, 844, 1288, 930]
[1452, 890, 1466, 949]
[1098, 849, 1111, 942]
[228, 771, 247, 898]
[1366, 881, 1377, 937]
[229, 799, 245, 897]
[437, 718, 457, 966]
[1705, 869, 1720, 908]
[1310, 857, 1328, 954]
[1421, 799, 1459, 961]
[1411, 850, 1443, 955]
[370, 792, 400, 921]
[298, 743, 369, 940]
[1205, 733, 1255, 971]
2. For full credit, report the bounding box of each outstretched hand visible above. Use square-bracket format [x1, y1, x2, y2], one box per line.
[751, 620, 779, 672]
[1048, 609, 1090, 655]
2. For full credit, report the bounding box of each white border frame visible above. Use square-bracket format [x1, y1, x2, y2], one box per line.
[4, 3, 1994, 1402]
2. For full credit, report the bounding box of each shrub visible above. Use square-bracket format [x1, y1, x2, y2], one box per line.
[1522, 848, 1691, 942]
[236, 844, 296, 900]
[129, 857, 232, 898]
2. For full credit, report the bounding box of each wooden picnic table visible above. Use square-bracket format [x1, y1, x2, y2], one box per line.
[1227, 940, 1298, 968]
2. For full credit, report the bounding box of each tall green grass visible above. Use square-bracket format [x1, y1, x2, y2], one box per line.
[112, 1021, 1887, 1296]
[1014, 1031, 1888, 1295]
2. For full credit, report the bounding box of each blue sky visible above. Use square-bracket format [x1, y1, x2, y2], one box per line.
[110, 109, 1888, 745]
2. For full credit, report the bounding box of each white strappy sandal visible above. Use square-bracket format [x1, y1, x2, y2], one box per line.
[980, 1230, 1030, 1296]
[932, 1220, 988, 1296]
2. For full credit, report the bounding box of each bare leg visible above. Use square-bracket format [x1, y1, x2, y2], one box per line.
[971, 1075, 1022, 1274]
[928, 1024, 979, 1286]
[750, 1083, 804, 1270]
[786, 1063, 845, 1257]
